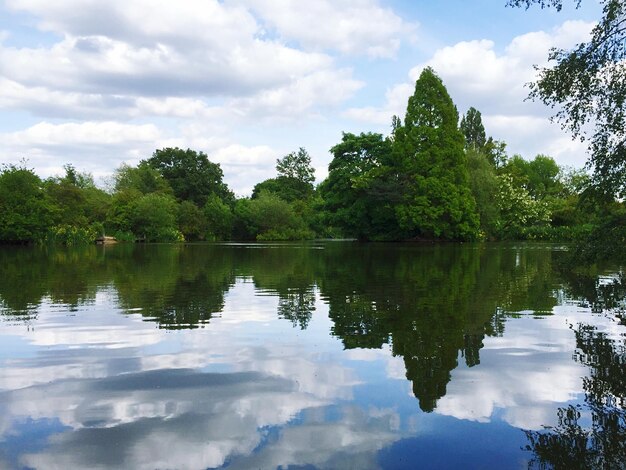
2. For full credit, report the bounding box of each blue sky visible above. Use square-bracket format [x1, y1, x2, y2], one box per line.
[0, 0, 601, 195]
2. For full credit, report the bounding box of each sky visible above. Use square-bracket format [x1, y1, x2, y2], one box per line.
[0, 0, 602, 195]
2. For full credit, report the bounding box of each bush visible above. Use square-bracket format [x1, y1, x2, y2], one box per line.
[130, 193, 181, 242]
[177, 201, 207, 241]
[0, 164, 54, 243]
[571, 211, 626, 262]
[247, 191, 311, 240]
[45, 225, 99, 246]
[204, 194, 233, 240]
[112, 231, 136, 243]
[520, 224, 594, 242]
[256, 227, 314, 241]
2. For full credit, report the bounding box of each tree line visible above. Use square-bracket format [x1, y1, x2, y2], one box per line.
[0, 68, 615, 246]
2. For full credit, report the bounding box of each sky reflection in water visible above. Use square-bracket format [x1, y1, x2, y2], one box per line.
[0, 242, 624, 469]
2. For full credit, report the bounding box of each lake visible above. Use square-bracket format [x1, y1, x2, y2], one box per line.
[0, 242, 624, 469]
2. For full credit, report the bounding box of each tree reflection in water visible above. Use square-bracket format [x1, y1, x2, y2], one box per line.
[0, 242, 562, 413]
[319, 243, 556, 412]
[2, 242, 624, 424]
[525, 272, 626, 469]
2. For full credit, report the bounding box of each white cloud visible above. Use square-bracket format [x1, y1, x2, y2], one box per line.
[343, 82, 413, 125]
[0, 0, 370, 188]
[0, 0, 368, 142]
[233, 69, 364, 119]
[0, 121, 161, 176]
[237, 0, 417, 58]
[0, 121, 285, 193]
[1, 121, 159, 147]
[413, 20, 594, 115]
[0, 33, 331, 98]
[213, 144, 278, 196]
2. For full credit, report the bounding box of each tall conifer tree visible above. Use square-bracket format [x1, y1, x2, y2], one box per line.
[392, 67, 480, 240]
[460, 107, 487, 151]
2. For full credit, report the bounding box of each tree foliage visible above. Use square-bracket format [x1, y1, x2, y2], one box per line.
[131, 193, 182, 242]
[145, 147, 232, 206]
[392, 67, 480, 240]
[509, 0, 626, 197]
[0, 164, 53, 243]
[204, 194, 233, 240]
[114, 162, 173, 196]
[496, 174, 551, 238]
[467, 149, 500, 236]
[319, 132, 397, 240]
[241, 191, 311, 240]
[252, 176, 313, 202]
[460, 107, 487, 151]
[276, 147, 316, 186]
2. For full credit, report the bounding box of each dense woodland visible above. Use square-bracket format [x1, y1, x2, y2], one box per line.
[0, 68, 618, 251]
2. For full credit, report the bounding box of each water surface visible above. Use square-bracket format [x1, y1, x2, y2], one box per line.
[0, 242, 624, 469]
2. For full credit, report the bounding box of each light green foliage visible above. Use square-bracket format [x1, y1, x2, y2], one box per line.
[319, 132, 398, 240]
[45, 164, 110, 231]
[105, 189, 140, 234]
[60, 164, 95, 189]
[45, 225, 99, 246]
[246, 191, 312, 240]
[392, 67, 480, 240]
[254, 148, 316, 203]
[177, 201, 207, 241]
[509, 0, 626, 198]
[502, 154, 563, 199]
[0, 164, 54, 243]
[252, 176, 313, 202]
[526, 155, 562, 199]
[203, 194, 233, 240]
[460, 107, 487, 151]
[496, 174, 551, 238]
[130, 193, 183, 242]
[467, 149, 500, 237]
[114, 162, 173, 196]
[146, 147, 233, 206]
[484, 138, 508, 168]
[276, 147, 316, 186]
[559, 166, 591, 196]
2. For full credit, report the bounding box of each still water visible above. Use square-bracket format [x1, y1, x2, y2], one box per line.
[0, 242, 624, 469]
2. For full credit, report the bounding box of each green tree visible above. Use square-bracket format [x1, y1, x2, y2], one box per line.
[254, 148, 316, 202]
[45, 164, 110, 229]
[460, 107, 487, 151]
[527, 155, 562, 199]
[246, 191, 311, 240]
[319, 132, 398, 240]
[114, 162, 173, 196]
[204, 194, 233, 240]
[392, 67, 480, 240]
[276, 147, 316, 186]
[105, 189, 140, 236]
[508, 0, 626, 197]
[0, 164, 53, 243]
[177, 201, 207, 241]
[484, 137, 508, 168]
[496, 174, 551, 238]
[252, 176, 313, 202]
[502, 154, 563, 200]
[145, 148, 233, 206]
[130, 193, 182, 242]
[467, 148, 500, 237]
